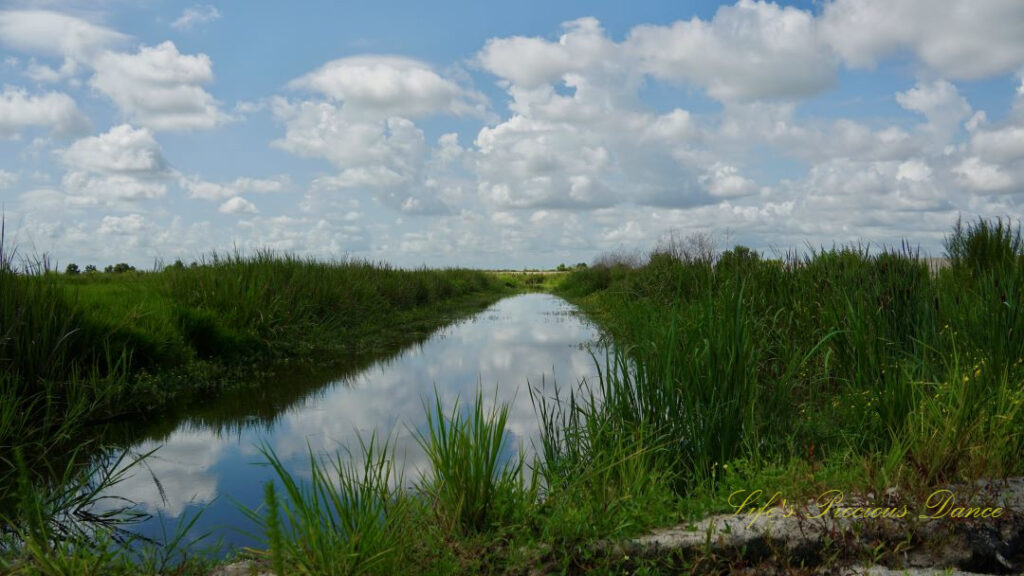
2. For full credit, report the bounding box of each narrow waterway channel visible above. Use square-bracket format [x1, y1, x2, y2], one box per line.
[101, 293, 605, 553]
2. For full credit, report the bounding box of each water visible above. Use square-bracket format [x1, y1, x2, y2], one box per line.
[101, 294, 604, 552]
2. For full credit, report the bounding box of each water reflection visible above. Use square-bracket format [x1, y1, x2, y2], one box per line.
[105, 294, 604, 551]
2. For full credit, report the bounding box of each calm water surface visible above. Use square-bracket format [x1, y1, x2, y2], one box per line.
[106, 294, 604, 552]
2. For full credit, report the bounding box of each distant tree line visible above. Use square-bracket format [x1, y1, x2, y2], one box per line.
[64, 262, 136, 274]
[556, 262, 588, 271]
[63, 259, 203, 275]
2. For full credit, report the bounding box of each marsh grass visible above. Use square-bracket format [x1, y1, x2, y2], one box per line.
[529, 376, 679, 544]
[242, 435, 414, 576]
[415, 388, 535, 535]
[1, 233, 507, 572]
[0, 445, 218, 576]
[556, 217, 1024, 502]
[5, 217, 1024, 573]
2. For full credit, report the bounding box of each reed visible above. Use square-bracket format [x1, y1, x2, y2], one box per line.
[555, 217, 1024, 497]
[242, 435, 413, 576]
[415, 387, 533, 535]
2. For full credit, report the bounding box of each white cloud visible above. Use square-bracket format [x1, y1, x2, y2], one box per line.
[7, 6, 1024, 267]
[627, 0, 835, 101]
[59, 124, 171, 207]
[272, 98, 453, 212]
[0, 11, 226, 131]
[24, 57, 79, 83]
[474, 115, 618, 209]
[18, 188, 63, 211]
[718, 101, 916, 163]
[62, 172, 167, 205]
[289, 55, 486, 118]
[171, 5, 221, 31]
[182, 174, 289, 201]
[896, 159, 932, 183]
[272, 99, 424, 170]
[218, 196, 257, 214]
[61, 124, 166, 172]
[97, 213, 149, 235]
[820, 0, 1024, 80]
[0, 10, 126, 62]
[895, 80, 972, 144]
[478, 18, 625, 90]
[473, 20, 718, 212]
[970, 125, 1024, 163]
[953, 157, 1015, 192]
[700, 163, 757, 198]
[91, 41, 227, 131]
[0, 87, 90, 137]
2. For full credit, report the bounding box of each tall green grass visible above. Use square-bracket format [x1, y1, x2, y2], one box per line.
[166, 251, 498, 359]
[243, 436, 413, 576]
[554, 217, 1024, 499]
[2, 238, 507, 572]
[415, 388, 534, 535]
[1, 244, 504, 455]
[0, 446, 217, 576]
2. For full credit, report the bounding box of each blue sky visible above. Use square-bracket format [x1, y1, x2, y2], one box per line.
[0, 0, 1022, 268]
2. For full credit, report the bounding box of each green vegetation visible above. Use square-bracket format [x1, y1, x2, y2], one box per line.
[415, 388, 534, 535]
[2, 248, 508, 439]
[0, 244, 510, 573]
[492, 270, 565, 292]
[4, 217, 1023, 574]
[557, 217, 1024, 502]
[242, 437, 416, 576]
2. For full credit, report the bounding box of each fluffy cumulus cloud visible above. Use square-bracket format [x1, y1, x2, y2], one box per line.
[97, 213, 149, 235]
[820, 0, 1024, 79]
[290, 55, 486, 118]
[59, 124, 172, 207]
[5, 2, 1024, 267]
[473, 18, 715, 211]
[627, 0, 836, 101]
[91, 42, 227, 131]
[895, 80, 973, 144]
[218, 196, 257, 214]
[700, 163, 758, 198]
[0, 87, 90, 137]
[0, 10, 126, 62]
[953, 157, 1014, 193]
[0, 10, 227, 131]
[273, 55, 483, 214]
[478, 17, 628, 90]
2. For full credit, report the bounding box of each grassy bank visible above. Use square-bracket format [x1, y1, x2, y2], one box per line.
[0, 249, 511, 572]
[555, 218, 1024, 509]
[3, 251, 508, 419]
[5, 218, 1023, 574]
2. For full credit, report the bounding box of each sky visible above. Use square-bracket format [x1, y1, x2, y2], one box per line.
[0, 0, 1022, 269]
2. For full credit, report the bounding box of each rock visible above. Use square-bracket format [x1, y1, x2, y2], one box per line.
[208, 560, 271, 576]
[623, 478, 1024, 574]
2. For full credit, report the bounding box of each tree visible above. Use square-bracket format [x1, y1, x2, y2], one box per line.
[84, 264, 97, 274]
[65, 263, 80, 275]
[105, 263, 136, 274]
